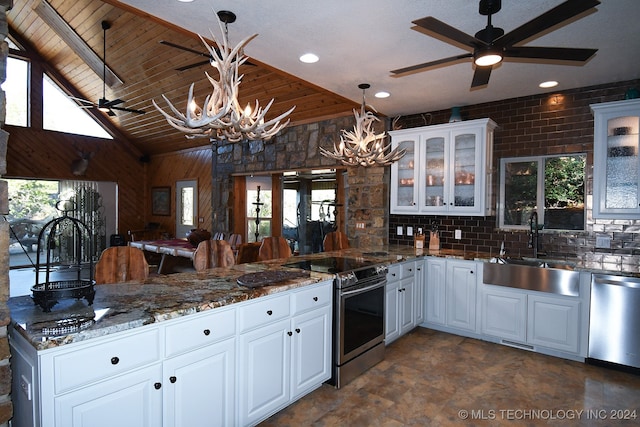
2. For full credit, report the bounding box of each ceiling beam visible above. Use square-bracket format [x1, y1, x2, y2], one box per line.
[33, 0, 123, 88]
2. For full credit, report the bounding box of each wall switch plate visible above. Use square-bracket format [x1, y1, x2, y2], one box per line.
[596, 235, 611, 249]
[396, 226, 403, 236]
[454, 229, 462, 240]
[407, 226, 413, 236]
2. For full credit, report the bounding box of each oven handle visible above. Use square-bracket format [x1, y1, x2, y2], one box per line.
[340, 279, 386, 297]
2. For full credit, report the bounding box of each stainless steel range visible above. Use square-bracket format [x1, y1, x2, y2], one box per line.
[283, 257, 387, 388]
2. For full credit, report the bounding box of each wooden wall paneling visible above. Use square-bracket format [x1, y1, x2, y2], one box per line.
[271, 174, 282, 238]
[233, 176, 247, 241]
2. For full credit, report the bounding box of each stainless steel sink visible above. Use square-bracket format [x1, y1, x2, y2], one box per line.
[483, 258, 580, 297]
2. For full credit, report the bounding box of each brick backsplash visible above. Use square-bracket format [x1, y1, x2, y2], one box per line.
[388, 78, 640, 273]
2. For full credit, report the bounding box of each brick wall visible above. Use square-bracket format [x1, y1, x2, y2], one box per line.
[390, 78, 640, 273]
[0, 2, 14, 425]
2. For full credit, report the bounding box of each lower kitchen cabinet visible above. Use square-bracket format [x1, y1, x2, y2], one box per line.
[480, 286, 526, 342]
[385, 260, 421, 345]
[423, 258, 479, 334]
[9, 280, 333, 427]
[527, 294, 580, 353]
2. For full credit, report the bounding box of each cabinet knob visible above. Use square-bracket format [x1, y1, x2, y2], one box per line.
[470, 271, 474, 274]
[170, 376, 177, 383]
[110, 357, 119, 365]
[267, 310, 273, 316]
[392, 273, 396, 277]
[409, 268, 412, 272]
[417, 268, 422, 271]
[313, 297, 318, 301]
[287, 331, 293, 336]
[295, 328, 301, 334]
[154, 382, 162, 390]
[203, 329, 211, 336]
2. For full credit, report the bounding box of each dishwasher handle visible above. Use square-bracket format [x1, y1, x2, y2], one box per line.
[592, 274, 640, 290]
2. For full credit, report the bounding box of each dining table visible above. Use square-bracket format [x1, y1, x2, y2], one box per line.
[129, 238, 196, 274]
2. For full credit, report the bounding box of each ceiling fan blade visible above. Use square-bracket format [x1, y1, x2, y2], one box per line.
[391, 53, 473, 76]
[412, 17, 484, 49]
[176, 60, 212, 72]
[69, 96, 94, 107]
[496, 0, 600, 47]
[160, 40, 210, 58]
[504, 46, 597, 62]
[102, 98, 125, 108]
[110, 106, 146, 115]
[471, 66, 492, 88]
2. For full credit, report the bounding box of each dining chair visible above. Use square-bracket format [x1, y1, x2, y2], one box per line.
[226, 233, 243, 254]
[192, 239, 236, 271]
[212, 232, 226, 240]
[236, 242, 262, 264]
[258, 236, 292, 261]
[94, 246, 149, 284]
[323, 231, 350, 251]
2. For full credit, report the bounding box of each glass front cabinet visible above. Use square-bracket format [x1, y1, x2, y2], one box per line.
[591, 99, 640, 218]
[390, 118, 497, 216]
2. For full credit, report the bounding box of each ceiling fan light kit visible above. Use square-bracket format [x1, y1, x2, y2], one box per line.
[391, 0, 600, 89]
[320, 83, 406, 167]
[153, 10, 295, 142]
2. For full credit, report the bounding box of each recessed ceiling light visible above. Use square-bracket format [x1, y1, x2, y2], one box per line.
[539, 80, 558, 88]
[299, 53, 319, 64]
[375, 91, 390, 99]
[177, 0, 194, 2]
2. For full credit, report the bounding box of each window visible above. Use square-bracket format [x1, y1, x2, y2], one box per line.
[5, 56, 29, 126]
[43, 74, 112, 138]
[499, 154, 586, 230]
[247, 176, 272, 242]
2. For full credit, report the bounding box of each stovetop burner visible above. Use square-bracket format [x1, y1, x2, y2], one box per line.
[283, 257, 375, 274]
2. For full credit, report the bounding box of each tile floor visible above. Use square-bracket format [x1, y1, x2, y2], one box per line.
[260, 328, 640, 426]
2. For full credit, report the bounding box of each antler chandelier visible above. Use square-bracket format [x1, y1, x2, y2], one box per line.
[320, 83, 406, 167]
[153, 11, 295, 142]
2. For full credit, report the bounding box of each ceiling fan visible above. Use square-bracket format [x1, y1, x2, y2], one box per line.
[160, 10, 255, 71]
[72, 21, 145, 116]
[391, 0, 600, 88]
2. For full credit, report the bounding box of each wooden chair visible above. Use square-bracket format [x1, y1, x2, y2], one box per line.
[226, 233, 243, 254]
[212, 232, 225, 240]
[192, 239, 236, 271]
[236, 242, 262, 264]
[94, 246, 149, 284]
[258, 236, 292, 261]
[323, 231, 350, 251]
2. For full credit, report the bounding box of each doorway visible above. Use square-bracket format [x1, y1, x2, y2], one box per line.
[176, 180, 197, 239]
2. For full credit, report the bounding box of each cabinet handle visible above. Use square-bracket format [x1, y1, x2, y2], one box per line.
[470, 271, 474, 274]
[110, 357, 119, 365]
[154, 382, 162, 390]
[392, 273, 396, 277]
[417, 268, 422, 271]
[313, 297, 318, 301]
[287, 331, 293, 336]
[295, 328, 301, 334]
[170, 376, 177, 383]
[267, 310, 273, 315]
[203, 329, 211, 336]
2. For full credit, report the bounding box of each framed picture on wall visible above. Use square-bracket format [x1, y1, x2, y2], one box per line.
[152, 187, 171, 216]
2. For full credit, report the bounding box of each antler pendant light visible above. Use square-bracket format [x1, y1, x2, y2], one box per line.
[320, 83, 406, 167]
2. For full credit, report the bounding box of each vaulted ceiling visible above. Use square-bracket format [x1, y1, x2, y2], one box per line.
[7, 0, 640, 157]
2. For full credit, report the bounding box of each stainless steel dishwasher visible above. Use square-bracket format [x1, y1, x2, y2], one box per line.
[589, 274, 640, 369]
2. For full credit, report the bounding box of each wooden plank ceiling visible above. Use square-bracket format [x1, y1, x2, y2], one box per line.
[7, 0, 359, 156]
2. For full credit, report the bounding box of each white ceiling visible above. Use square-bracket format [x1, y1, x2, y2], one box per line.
[116, 0, 640, 117]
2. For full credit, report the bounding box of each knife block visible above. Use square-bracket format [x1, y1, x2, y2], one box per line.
[429, 231, 440, 251]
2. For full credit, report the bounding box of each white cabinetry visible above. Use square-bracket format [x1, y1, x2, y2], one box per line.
[591, 99, 640, 218]
[480, 286, 526, 342]
[238, 281, 332, 426]
[422, 258, 479, 334]
[385, 260, 423, 345]
[390, 118, 497, 216]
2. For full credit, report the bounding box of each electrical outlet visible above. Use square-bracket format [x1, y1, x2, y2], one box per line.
[356, 221, 366, 229]
[407, 226, 413, 236]
[396, 225, 403, 236]
[455, 229, 462, 240]
[595, 235, 611, 249]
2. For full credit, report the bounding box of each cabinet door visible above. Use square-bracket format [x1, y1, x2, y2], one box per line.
[385, 279, 400, 344]
[422, 135, 447, 212]
[163, 338, 235, 427]
[414, 260, 425, 325]
[54, 364, 162, 427]
[390, 133, 420, 213]
[425, 258, 446, 325]
[448, 128, 483, 215]
[446, 261, 477, 332]
[399, 277, 415, 336]
[527, 294, 580, 353]
[291, 307, 332, 399]
[238, 319, 290, 426]
[592, 99, 640, 218]
[481, 285, 527, 342]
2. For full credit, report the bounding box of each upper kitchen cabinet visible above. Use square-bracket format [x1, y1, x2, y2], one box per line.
[591, 99, 640, 218]
[390, 119, 497, 216]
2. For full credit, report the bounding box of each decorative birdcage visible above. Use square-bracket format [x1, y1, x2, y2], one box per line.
[31, 201, 95, 312]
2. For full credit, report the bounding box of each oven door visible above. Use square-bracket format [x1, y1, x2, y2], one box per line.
[336, 278, 386, 365]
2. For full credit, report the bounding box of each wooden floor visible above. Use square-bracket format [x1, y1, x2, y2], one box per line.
[260, 328, 640, 426]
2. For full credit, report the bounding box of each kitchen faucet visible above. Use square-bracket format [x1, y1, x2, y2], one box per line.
[528, 211, 539, 258]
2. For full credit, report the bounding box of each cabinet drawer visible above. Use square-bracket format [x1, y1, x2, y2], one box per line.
[387, 264, 401, 281]
[401, 261, 415, 279]
[238, 294, 290, 333]
[165, 308, 236, 358]
[52, 327, 160, 394]
[292, 283, 332, 315]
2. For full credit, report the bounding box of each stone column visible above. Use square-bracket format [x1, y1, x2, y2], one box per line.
[0, 1, 13, 425]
